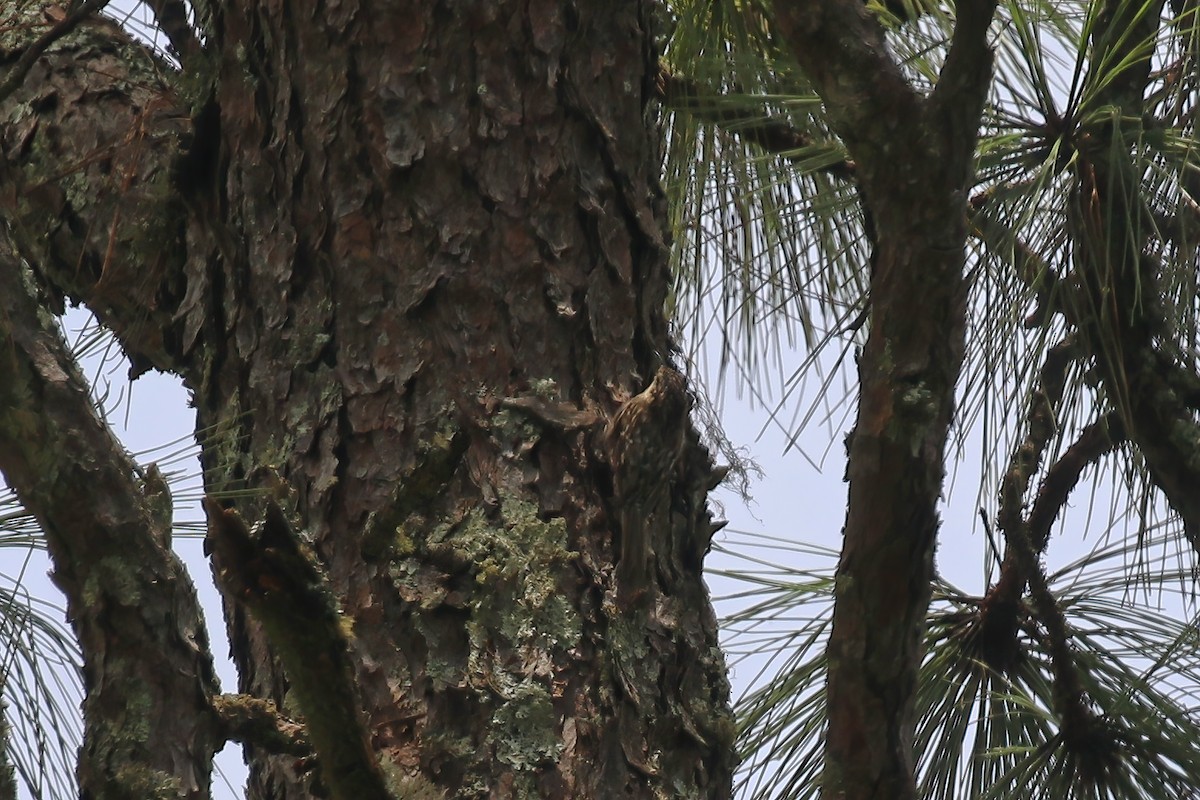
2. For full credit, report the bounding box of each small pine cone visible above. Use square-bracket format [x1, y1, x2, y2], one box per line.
[603, 365, 690, 592]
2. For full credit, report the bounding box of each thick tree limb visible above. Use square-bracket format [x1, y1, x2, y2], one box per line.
[0, 0, 111, 104]
[771, 1, 920, 171]
[212, 694, 311, 758]
[204, 498, 391, 800]
[929, 0, 1000, 141]
[0, 235, 219, 797]
[1071, 0, 1200, 547]
[0, 2, 194, 376]
[769, 3, 999, 799]
[142, 0, 201, 62]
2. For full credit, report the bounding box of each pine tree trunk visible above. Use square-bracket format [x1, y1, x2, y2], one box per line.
[0, 1, 735, 797]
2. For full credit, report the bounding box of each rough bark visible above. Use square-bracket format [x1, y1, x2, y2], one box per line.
[1068, 1, 1200, 545]
[0, 233, 219, 797]
[770, 2, 997, 798]
[0, 1, 735, 798]
[0, 3, 191, 375]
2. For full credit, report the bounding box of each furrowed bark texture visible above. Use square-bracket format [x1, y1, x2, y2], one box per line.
[0, 0, 735, 797]
[771, 2, 996, 798]
[189, 2, 733, 795]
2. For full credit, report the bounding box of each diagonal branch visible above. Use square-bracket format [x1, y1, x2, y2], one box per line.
[997, 338, 1080, 545]
[204, 498, 391, 800]
[928, 0, 1001, 188]
[143, 0, 202, 61]
[656, 65, 856, 181]
[0, 233, 219, 797]
[969, 186, 1069, 328]
[0, 0, 111, 104]
[1008, 514, 1119, 781]
[976, 339, 1080, 673]
[1026, 412, 1125, 551]
[0, 2, 195, 377]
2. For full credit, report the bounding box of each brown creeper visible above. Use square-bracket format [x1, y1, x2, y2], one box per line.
[603, 365, 690, 593]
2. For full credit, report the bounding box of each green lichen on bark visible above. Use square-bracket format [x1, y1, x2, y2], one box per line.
[490, 406, 545, 445]
[490, 683, 561, 770]
[457, 497, 579, 794]
[379, 761, 446, 800]
[391, 492, 582, 795]
[84, 684, 177, 799]
[82, 558, 145, 609]
[452, 497, 581, 653]
[105, 765, 182, 800]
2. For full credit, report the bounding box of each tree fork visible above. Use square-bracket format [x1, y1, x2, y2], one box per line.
[770, 1, 998, 796]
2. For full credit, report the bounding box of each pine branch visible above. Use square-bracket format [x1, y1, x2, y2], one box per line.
[0, 232, 218, 795]
[969, 187, 1069, 329]
[1011, 516, 1121, 786]
[657, 64, 855, 181]
[997, 338, 1080, 546]
[212, 694, 310, 758]
[0, 1, 192, 377]
[204, 498, 391, 800]
[1026, 412, 1125, 552]
[1063, 0, 1200, 548]
[977, 338, 1079, 674]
